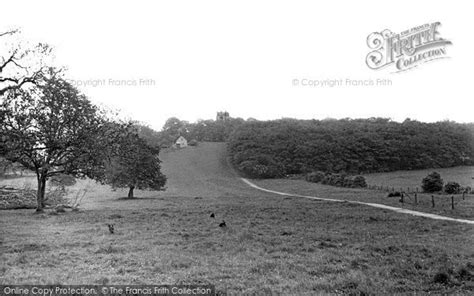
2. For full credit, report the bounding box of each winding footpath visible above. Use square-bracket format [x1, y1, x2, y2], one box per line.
[241, 178, 474, 225]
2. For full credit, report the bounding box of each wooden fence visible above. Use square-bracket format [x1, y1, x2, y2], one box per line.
[367, 184, 470, 209]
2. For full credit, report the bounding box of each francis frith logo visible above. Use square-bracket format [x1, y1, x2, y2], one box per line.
[366, 22, 452, 72]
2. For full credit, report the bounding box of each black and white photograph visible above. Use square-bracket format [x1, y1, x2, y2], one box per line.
[1, 1, 473, 295]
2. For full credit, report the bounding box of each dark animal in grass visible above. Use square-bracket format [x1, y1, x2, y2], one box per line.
[433, 271, 450, 284]
[210, 213, 215, 218]
[368, 216, 378, 222]
[219, 220, 226, 228]
[106, 224, 115, 234]
[387, 191, 401, 197]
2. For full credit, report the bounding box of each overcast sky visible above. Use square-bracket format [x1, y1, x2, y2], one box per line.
[2, 0, 472, 130]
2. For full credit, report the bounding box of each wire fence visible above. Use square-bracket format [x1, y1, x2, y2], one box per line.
[367, 184, 471, 209]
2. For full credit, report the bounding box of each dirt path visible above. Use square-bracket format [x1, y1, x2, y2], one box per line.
[242, 178, 474, 225]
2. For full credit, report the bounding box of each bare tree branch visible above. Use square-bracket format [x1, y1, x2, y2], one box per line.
[0, 74, 40, 96]
[0, 29, 19, 38]
[0, 30, 52, 96]
[0, 53, 17, 73]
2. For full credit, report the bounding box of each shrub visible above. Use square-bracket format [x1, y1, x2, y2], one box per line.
[455, 265, 473, 281]
[351, 175, 367, 188]
[433, 271, 450, 285]
[444, 181, 461, 194]
[305, 172, 367, 188]
[321, 173, 345, 186]
[332, 174, 346, 186]
[305, 171, 325, 183]
[320, 175, 330, 185]
[387, 191, 402, 197]
[343, 177, 354, 187]
[421, 172, 443, 193]
[238, 157, 283, 179]
[340, 175, 367, 188]
[188, 139, 198, 146]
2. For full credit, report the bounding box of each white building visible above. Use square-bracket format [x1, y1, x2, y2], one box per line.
[175, 136, 188, 148]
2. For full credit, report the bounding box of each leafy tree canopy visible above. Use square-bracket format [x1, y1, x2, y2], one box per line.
[104, 125, 167, 198]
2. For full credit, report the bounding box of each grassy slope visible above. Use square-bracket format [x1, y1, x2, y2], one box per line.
[0, 143, 473, 294]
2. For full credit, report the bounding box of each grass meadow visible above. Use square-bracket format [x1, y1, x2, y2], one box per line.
[1, 143, 473, 295]
[363, 166, 474, 192]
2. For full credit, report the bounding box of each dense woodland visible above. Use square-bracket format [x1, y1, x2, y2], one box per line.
[227, 118, 474, 178]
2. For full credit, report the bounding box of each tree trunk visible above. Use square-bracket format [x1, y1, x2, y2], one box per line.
[128, 186, 135, 198]
[36, 173, 47, 212]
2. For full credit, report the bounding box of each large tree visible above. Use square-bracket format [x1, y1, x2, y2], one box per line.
[0, 73, 111, 211]
[104, 127, 167, 198]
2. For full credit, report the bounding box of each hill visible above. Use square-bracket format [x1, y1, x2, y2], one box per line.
[158, 142, 252, 198]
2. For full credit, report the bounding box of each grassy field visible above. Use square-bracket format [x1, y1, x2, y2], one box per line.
[253, 177, 474, 220]
[363, 166, 474, 192]
[1, 143, 474, 294]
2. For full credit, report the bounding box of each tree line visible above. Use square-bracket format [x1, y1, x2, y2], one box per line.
[151, 116, 248, 147]
[228, 118, 474, 178]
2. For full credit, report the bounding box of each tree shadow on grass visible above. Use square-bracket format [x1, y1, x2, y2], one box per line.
[115, 196, 164, 201]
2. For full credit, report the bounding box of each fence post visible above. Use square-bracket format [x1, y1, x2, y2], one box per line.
[400, 193, 404, 204]
[451, 195, 455, 210]
[414, 193, 417, 205]
[431, 195, 435, 208]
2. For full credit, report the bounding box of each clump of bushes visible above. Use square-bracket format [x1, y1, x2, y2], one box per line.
[306, 171, 367, 188]
[421, 172, 443, 193]
[421, 173, 470, 194]
[464, 186, 472, 194]
[351, 175, 368, 188]
[188, 139, 198, 146]
[444, 181, 461, 194]
[237, 156, 283, 179]
[305, 171, 325, 183]
[321, 173, 346, 186]
[387, 191, 402, 197]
